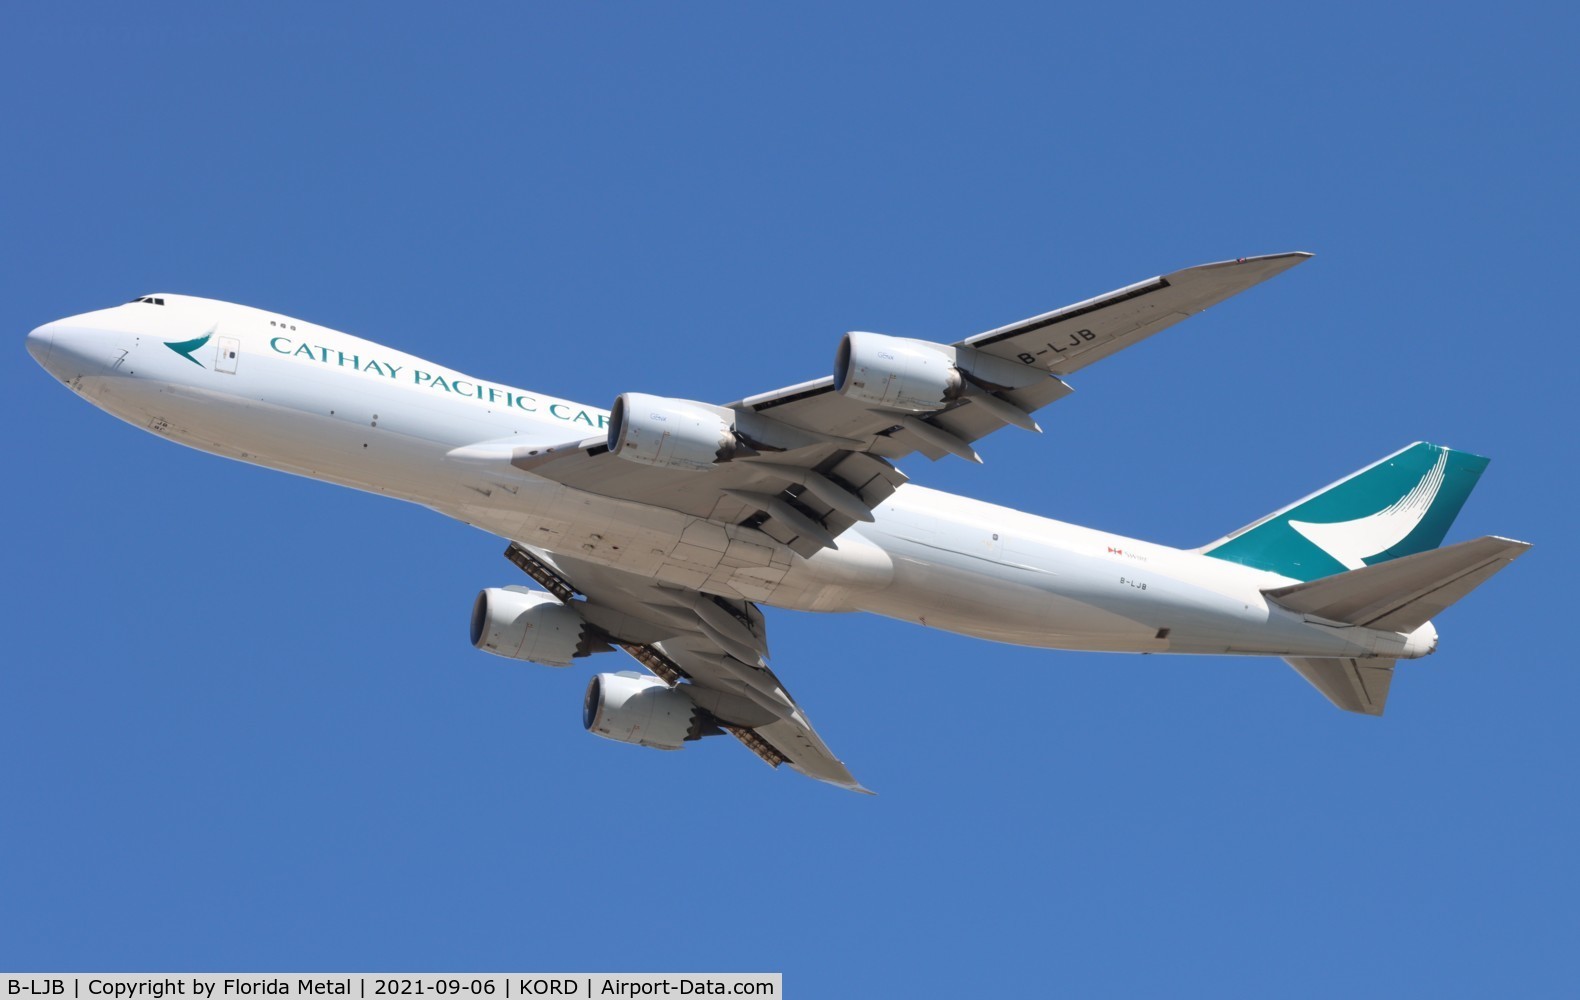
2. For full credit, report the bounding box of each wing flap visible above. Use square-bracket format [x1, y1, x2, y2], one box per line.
[487, 437, 908, 558]
[923, 378, 1075, 455]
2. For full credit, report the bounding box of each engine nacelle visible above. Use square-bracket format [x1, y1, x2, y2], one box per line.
[607, 392, 750, 471]
[583, 672, 707, 750]
[834, 331, 962, 412]
[470, 586, 601, 667]
[833, 331, 1045, 412]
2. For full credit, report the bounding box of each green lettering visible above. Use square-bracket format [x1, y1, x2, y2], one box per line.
[363, 359, 386, 377]
[452, 379, 476, 397]
[431, 375, 452, 392]
[413, 370, 432, 385]
[549, 403, 571, 420]
[270, 336, 292, 354]
[337, 351, 360, 370]
[509, 392, 537, 412]
[294, 343, 317, 359]
[384, 363, 403, 379]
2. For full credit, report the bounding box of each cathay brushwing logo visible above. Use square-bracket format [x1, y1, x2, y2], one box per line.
[1288, 450, 1448, 570]
[165, 329, 213, 367]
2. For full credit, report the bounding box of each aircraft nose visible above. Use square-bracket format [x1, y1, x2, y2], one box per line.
[27, 318, 115, 381]
[26, 322, 56, 367]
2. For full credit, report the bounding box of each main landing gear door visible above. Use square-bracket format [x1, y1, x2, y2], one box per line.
[215, 336, 240, 374]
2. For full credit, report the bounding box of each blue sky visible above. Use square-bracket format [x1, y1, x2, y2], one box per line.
[3, 3, 1574, 994]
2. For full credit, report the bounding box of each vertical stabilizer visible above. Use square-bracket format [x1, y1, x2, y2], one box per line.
[1202, 443, 1490, 582]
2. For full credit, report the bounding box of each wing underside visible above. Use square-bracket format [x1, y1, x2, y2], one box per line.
[504, 542, 869, 792]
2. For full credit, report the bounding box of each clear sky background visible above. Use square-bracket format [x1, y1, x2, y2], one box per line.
[3, 3, 1575, 995]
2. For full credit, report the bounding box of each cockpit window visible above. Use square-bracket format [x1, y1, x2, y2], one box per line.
[128, 296, 166, 306]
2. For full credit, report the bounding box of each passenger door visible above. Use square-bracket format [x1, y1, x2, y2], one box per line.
[214, 335, 240, 374]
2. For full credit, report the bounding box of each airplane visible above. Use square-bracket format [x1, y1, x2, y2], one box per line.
[25, 253, 1529, 792]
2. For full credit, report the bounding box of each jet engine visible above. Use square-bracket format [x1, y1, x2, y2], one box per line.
[606, 392, 752, 471]
[583, 672, 712, 750]
[470, 586, 604, 667]
[833, 331, 1043, 412]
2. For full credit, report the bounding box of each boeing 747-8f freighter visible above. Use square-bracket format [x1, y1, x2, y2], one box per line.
[26, 254, 1528, 790]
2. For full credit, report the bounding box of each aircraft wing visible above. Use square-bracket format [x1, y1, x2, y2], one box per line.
[464, 253, 1309, 558]
[738, 252, 1312, 453]
[503, 543, 869, 792]
[956, 252, 1312, 376]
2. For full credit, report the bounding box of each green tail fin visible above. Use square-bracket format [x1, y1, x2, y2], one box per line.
[1201, 442, 1491, 581]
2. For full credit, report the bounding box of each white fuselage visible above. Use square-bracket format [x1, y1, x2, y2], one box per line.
[26, 294, 1435, 663]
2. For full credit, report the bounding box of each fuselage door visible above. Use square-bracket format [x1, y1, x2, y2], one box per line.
[214, 336, 240, 374]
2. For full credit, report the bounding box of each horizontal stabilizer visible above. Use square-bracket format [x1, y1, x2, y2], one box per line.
[1264, 535, 1530, 633]
[1283, 657, 1395, 716]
